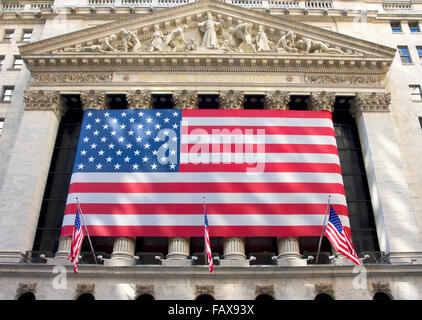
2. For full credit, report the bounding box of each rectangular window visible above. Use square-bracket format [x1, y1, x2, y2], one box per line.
[409, 22, 420, 33]
[12, 56, 23, 70]
[391, 22, 402, 33]
[3, 29, 14, 41]
[0, 56, 5, 69]
[0, 118, 3, 135]
[409, 85, 422, 101]
[21, 29, 32, 42]
[398, 46, 412, 63]
[417, 46, 422, 60]
[1, 86, 14, 102]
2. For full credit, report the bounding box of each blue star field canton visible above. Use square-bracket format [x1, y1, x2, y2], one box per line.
[74, 109, 182, 173]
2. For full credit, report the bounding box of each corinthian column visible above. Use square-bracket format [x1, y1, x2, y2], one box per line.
[306, 91, 336, 112]
[106, 237, 137, 266]
[0, 90, 65, 263]
[126, 89, 152, 109]
[162, 237, 191, 266]
[217, 90, 245, 109]
[80, 90, 108, 110]
[172, 90, 198, 109]
[264, 91, 290, 110]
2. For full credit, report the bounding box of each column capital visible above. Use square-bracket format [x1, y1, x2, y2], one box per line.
[218, 90, 245, 109]
[306, 91, 336, 112]
[126, 89, 152, 109]
[350, 92, 391, 118]
[80, 90, 108, 111]
[264, 91, 290, 110]
[172, 90, 198, 109]
[23, 90, 66, 120]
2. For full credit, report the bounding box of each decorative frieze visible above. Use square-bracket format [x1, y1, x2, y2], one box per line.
[23, 90, 65, 120]
[126, 89, 153, 109]
[306, 91, 336, 112]
[172, 90, 199, 109]
[371, 282, 392, 295]
[80, 90, 108, 110]
[255, 284, 275, 297]
[349, 92, 391, 118]
[136, 285, 155, 296]
[195, 285, 215, 296]
[314, 283, 334, 298]
[218, 90, 245, 109]
[76, 283, 95, 296]
[304, 74, 381, 85]
[264, 91, 290, 110]
[33, 72, 112, 83]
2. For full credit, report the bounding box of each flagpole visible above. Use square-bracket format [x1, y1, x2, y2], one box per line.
[203, 194, 207, 265]
[75, 196, 98, 265]
[315, 195, 331, 264]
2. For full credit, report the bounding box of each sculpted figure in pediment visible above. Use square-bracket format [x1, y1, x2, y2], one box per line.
[148, 25, 165, 52]
[277, 31, 298, 53]
[256, 25, 271, 52]
[228, 22, 256, 53]
[296, 37, 345, 54]
[198, 12, 222, 49]
[159, 25, 188, 52]
[77, 34, 118, 53]
[119, 29, 142, 52]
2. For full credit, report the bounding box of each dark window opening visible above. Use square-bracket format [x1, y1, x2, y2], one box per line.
[373, 292, 392, 300]
[136, 294, 155, 301]
[17, 292, 36, 300]
[255, 294, 274, 300]
[198, 94, 219, 109]
[390, 22, 402, 33]
[244, 95, 265, 109]
[107, 94, 128, 109]
[153, 94, 174, 109]
[288, 95, 308, 110]
[77, 293, 95, 301]
[409, 22, 420, 32]
[195, 294, 215, 301]
[315, 293, 334, 301]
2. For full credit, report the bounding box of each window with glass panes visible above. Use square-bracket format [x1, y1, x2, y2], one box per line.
[409, 22, 420, 32]
[0, 56, 4, 69]
[409, 85, 422, 101]
[12, 56, 23, 69]
[398, 46, 412, 63]
[391, 22, 402, 32]
[22, 29, 32, 42]
[1, 86, 14, 102]
[0, 118, 4, 135]
[3, 29, 14, 41]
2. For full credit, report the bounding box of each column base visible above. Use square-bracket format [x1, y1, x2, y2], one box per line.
[161, 258, 194, 267]
[0, 251, 30, 263]
[46, 256, 72, 266]
[277, 256, 307, 267]
[219, 259, 249, 267]
[104, 256, 135, 266]
[383, 252, 422, 264]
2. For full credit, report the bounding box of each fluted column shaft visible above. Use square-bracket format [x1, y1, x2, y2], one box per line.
[166, 237, 190, 259]
[277, 237, 306, 266]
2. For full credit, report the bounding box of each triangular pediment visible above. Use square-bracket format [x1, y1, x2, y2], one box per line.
[19, 0, 395, 73]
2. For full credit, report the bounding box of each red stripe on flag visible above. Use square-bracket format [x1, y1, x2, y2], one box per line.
[179, 163, 342, 173]
[182, 109, 333, 119]
[184, 126, 335, 136]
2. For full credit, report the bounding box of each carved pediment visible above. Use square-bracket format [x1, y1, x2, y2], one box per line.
[19, 0, 395, 73]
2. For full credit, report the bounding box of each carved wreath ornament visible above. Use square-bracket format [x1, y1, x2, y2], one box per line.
[59, 12, 355, 56]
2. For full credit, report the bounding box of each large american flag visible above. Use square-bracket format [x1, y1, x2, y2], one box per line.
[324, 205, 360, 265]
[61, 109, 350, 237]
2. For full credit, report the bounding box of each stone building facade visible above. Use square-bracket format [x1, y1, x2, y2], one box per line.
[0, 0, 422, 300]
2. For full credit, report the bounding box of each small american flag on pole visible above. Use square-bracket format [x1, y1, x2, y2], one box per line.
[204, 196, 214, 273]
[324, 205, 360, 266]
[68, 208, 84, 273]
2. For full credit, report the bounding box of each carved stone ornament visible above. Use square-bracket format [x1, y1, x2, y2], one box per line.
[314, 283, 334, 297]
[16, 283, 37, 298]
[304, 74, 381, 85]
[306, 91, 336, 112]
[255, 284, 275, 297]
[172, 90, 199, 109]
[349, 92, 391, 118]
[195, 285, 215, 296]
[264, 91, 290, 110]
[126, 90, 152, 109]
[371, 282, 391, 295]
[136, 284, 155, 296]
[24, 90, 66, 120]
[218, 90, 245, 109]
[80, 90, 108, 111]
[33, 73, 112, 83]
[76, 283, 95, 295]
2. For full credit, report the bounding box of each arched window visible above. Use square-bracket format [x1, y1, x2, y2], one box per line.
[314, 293, 334, 301]
[195, 294, 215, 301]
[76, 293, 95, 301]
[17, 292, 36, 300]
[373, 292, 392, 300]
[255, 294, 274, 300]
[136, 293, 155, 301]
